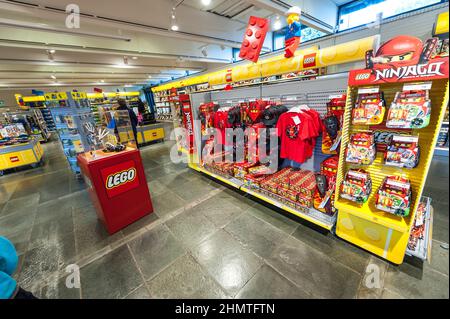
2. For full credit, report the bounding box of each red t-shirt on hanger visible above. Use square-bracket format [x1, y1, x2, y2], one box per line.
[276, 111, 315, 164]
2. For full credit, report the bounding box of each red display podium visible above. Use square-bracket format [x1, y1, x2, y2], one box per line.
[78, 147, 153, 234]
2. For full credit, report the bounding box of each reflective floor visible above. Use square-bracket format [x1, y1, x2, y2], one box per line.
[0, 133, 448, 299]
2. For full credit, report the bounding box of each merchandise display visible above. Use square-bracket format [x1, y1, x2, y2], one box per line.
[386, 90, 431, 129]
[345, 132, 377, 165]
[336, 34, 448, 264]
[375, 175, 412, 217]
[385, 135, 420, 169]
[340, 169, 372, 204]
[1, 0, 449, 303]
[352, 92, 386, 125]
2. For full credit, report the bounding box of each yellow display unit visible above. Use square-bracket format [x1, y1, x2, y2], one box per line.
[0, 139, 44, 175]
[335, 75, 449, 264]
[118, 123, 165, 146]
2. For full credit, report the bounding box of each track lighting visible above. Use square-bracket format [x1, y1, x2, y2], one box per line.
[170, 7, 179, 31]
[123, 56, 129, 65]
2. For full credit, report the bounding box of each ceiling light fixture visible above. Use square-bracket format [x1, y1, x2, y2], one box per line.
[47, 49, 55, 62]
[50, 74, 56, 80]
[170, 7, 179, 31]
[201, 46, 208, 57]
[123, 56, 129, 65]
[100, 79, 105, 83]
[132, 56, 138, 60]
[201, 0, 212, 5]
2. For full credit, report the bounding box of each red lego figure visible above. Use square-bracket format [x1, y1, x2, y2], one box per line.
[239, 16, 269, 63]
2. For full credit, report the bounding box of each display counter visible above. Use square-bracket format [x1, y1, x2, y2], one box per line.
[117, 122, 165, 146]
[0, 138, 44, 175]
[78, 147, 153, 234]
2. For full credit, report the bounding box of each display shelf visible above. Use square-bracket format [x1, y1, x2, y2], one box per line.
[406, 196, 433, 261]
[241, 187, 336, 230]
[335, 76, 449, 264]
[189, 163, 336, 231]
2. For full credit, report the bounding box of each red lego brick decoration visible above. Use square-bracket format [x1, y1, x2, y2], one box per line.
[239, 16, 269, 63]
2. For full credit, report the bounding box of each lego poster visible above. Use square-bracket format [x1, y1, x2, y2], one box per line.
[349, 35, 449, 86]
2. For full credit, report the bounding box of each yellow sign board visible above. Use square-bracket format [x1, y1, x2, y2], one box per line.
[152, 35, 380, 92]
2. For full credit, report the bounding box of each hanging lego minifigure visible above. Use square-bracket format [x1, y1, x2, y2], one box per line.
[284, 6, 302, 58]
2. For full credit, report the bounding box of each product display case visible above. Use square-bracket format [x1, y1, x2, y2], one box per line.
[77, 109, 153, 234]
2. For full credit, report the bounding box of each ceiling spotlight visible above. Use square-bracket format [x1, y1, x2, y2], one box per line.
[148, 75, 152, 78]
[47, 50, 55, 62]
[50, 74, 56, 80]
[201, 46, 208, 57]
[170, 7, 179, 31]
[100, 79, 105, 83]
[132, 56, 138, 60]
[123, 56, 129, 65]
[201, 0, 212, 5]
[273, 16, 282, 31]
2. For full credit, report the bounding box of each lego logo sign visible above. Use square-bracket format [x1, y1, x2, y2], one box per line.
[303, 53, 316, 68]
[355, 73, 371, 81]
[106, 169, 136, 189]
[101, 160, 140, 198]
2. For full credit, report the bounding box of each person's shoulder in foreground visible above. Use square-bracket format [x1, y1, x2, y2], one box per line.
[0, 236, 37, 299]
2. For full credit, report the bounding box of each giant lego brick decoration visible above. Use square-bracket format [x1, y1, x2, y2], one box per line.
[239, 16, 269, 63]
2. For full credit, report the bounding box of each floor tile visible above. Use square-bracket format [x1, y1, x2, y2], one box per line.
[29, 207, 74, 250]
[292, 223, 371, 274]
[192, 229, 263, 296]
[266, 237, 361, 299]
[246, 202, 299, 235]
[128, 224, 186, 280]
[166, 208, 218, 249]
[236, 264, 310, 299]
[225, 213, 285, 259]
[147, 254, 228, 299]
[0, 206, 37, 238]
[18, 231, 77, 291]
[40, 274, 81, 299]
[384, 264, 449, 299]
[73, 205, 124, 258]
[81, 245, 143, 299]
[0, 193, 40, 217]
[170, 178, 218, 202]
[152, 190, 186, 218]
[121, 212, 159, 237]
[125, 285, 152, 299]
[425, 241, 449, 276]
[194, 191, 243, 228]
[147, 179, 169, 197]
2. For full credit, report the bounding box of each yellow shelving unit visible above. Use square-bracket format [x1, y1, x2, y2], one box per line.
[335, 79, 449, 264]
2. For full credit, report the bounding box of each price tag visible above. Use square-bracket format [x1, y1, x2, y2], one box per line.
[358, 86, 379, 94]
[286, 96, 297, 101]
[293, 116, 301, 125]
[403, 82, 432, 91]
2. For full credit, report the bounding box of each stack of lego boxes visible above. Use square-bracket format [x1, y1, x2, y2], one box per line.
[260, 168, 317, 211]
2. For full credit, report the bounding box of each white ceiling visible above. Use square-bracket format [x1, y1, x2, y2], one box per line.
[0, 0, 341, 91]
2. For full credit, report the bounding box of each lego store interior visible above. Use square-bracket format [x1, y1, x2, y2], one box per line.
[0, 0, 449, 302]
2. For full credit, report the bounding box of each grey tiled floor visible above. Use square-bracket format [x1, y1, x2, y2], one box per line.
[0, 137, 448, 299]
